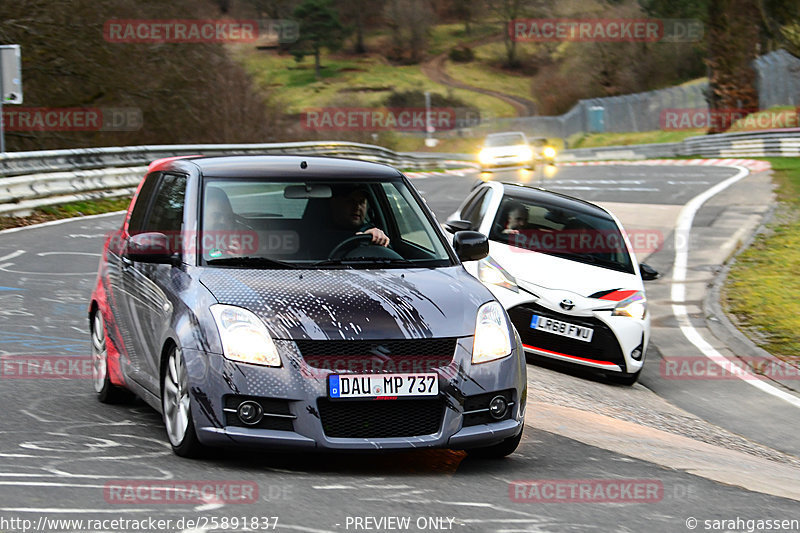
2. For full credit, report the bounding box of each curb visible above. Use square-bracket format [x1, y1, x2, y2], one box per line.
[702, 169, 800, 393]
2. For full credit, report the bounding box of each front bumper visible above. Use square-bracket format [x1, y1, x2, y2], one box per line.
[183, 336, 526, 451]
[478, 284, 648, 374]
[480, 155, 534, 169]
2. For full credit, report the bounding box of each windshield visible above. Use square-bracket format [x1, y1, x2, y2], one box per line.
[489, 195, 634, 274]
[485, 133, 527, 147]
[199, 178, 452, 268]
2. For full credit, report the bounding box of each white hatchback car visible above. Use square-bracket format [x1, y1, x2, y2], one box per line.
[448, 181, 658, 385]
[477, 132, 535, 171]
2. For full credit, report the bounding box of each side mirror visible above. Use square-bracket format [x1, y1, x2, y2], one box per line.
[126, 232, 179, 265]
[445, 219, 472, 234]
[639, 263, 659, 281]
[453, 231, 489, 262]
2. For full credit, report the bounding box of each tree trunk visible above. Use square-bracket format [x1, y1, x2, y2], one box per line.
[706, 0, 760, 133]
[355, 12, 366, 53]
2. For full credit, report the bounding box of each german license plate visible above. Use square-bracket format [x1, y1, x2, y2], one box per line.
[530, 314, 594, 342]
[328, 373, 438, 399]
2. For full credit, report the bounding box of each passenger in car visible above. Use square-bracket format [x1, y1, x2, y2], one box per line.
[501, 201, 530, 235]
[203, 187, 247, 256]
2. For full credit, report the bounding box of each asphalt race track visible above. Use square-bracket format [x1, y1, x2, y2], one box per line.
[0, 163, 799, 533]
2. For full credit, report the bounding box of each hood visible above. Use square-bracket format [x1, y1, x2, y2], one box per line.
[199, 266, 493, 340]
[489, 241, 643, 303]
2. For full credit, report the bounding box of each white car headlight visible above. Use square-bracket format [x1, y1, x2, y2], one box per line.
[472, 301, 513, 364]
[478, 257, 518, 292]
[210, 304, 281, 367]
[543, 146, 557, 159]
[517, 146, 534, 161]
[611, 291, 647, 320]
[478, 148, 493, 165]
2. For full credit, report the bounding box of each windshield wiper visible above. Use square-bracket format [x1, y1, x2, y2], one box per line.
[556, 252, 630, 271]
[312, 257, 416, 268]
[206, 256, 297, 269]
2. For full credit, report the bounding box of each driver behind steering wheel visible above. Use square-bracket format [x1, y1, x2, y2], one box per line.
[327, 185, 390, 250]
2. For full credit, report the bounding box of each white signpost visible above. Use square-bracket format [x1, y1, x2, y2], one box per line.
[1, 44, 23, 153]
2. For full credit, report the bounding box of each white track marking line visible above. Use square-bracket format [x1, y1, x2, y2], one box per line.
[0, 250, 25, 262]
[671, 165, 800, 409]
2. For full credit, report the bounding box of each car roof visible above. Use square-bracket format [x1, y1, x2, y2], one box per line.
[494, 182, 614, 219]
[152, 155, 405, 179]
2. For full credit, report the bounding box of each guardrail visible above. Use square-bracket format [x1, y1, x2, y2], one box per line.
[561, 129, 800, 161]
[0, 142, 445, 216]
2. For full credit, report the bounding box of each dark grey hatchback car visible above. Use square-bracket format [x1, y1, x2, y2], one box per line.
[89, 155, 526, 458]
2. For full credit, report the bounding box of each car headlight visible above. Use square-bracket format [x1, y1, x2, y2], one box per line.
[210, 304, 281, 367]
[478, 148, 493, 165]
[517, 146, 534, 161]
[543, 146, 557, 159]
[478, 257, 518, 292]
[611, 291, 647, 320]
[472, 301, 513, 364]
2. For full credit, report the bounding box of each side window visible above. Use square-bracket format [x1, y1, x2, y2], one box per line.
[127, 172, 161, 235]
[463, 188, 493, 230]
[458, 188, 484, 221]
[382, 183, 434, 251]
[144, 174, 187, 234]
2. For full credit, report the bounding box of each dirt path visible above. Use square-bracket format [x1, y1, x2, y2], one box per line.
[420, 36, 538, 117]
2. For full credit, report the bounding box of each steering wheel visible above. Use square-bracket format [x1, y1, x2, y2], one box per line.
[328, 234, 375, 260]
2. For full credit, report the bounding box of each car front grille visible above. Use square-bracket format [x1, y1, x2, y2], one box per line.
[317, 398, 444, 438]
[508, 303, 625, 367]
[295, 338, 456, 374]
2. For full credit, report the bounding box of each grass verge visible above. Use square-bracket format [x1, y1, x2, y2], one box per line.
[567, 129, 704, 148]
[0, 196, 131, 231]
[235, 48, 515, 118]
[723, 157, 800, 363]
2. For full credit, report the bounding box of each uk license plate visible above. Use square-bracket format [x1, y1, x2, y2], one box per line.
[328, 373, 438, 399]
[530, 314, 594, 342]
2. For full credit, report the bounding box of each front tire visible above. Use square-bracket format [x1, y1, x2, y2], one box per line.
[606, 368, 641, 386]
[466, 427, 523, 459]
[91, 311, 132, 404]
[162, 345, 204, 458]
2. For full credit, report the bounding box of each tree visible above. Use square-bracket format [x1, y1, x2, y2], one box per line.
[758, 0, 800, 55]
[385, 0, 435, 63]
[336, 0, 385, 54]
[486, 0, 526, 68]
[292, 0, 348, 79]
[706, 0, 760, 133]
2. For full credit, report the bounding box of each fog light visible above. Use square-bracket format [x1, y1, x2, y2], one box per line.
[489, 395, 508, 420]
[631, 340, 644, 361]
[237, 400, 263, 425]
